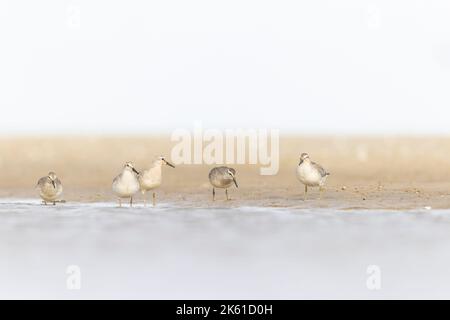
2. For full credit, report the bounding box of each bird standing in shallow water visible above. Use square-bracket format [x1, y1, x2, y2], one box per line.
[296, 153, 330, 200]
[208, 166, 238, 201]
[112, 162, 140, 207]
[37, 172, 63, 205]
[138, 156, 175, 206]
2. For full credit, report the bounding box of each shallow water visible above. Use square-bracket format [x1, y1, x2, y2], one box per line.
[0, 199, 449, 299]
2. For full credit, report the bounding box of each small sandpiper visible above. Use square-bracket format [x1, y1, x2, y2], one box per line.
[138, 156, 175, 206]
[208, 166, 238, 201]
[296, 153, 330, 200]
[112, 162, 140, 207]
[36, 172, 63, 205]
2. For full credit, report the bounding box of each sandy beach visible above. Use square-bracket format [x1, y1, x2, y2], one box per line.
[0, 135, 449, 210]
[1, 135, 450, 299]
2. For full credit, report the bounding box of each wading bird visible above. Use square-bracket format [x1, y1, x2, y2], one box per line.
[296, 153, 330, 200]
[208, 166, 238, 201]
[112, 162, 140, 207]
[138, 156, 175, 206]
[37, 172, 63, 205]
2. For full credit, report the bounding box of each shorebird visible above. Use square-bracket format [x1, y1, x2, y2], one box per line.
[296, 153, 330, 200]
[36, 172, 63, 205]
[112, 162, 140, 207]
[208, 166, 238, 201]
[138, 156, 175, 206]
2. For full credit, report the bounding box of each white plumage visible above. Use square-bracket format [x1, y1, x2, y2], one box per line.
[138, 156, 175, 206]
[296, 153, 329, 200]
[112, 162, 140, 207]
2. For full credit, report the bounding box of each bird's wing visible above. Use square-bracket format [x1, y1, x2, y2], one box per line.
[37, 177, 47, 187]
[312, 162, 329, 177]
[208, 168, 216, 179]
[112, 173, 121, 185]
[55, 178, 63, 191]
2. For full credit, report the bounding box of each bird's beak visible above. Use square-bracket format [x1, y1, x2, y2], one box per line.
[299, 159, 303, 165]
[132, 168, 140, 175]
[51, 180, 56, 188]
[233, 177, 238, 188]
[165, 160, 175, 168]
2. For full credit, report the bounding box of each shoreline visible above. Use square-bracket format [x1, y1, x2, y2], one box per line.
[0, 136, 449, 210]
[1, 181, 449, 210]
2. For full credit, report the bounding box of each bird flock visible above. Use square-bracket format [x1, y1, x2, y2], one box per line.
[36, 153, 329, 207]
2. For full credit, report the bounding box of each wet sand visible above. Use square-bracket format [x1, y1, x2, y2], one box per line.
[0, 135, 449, 209]
[2, 200, 450, 299]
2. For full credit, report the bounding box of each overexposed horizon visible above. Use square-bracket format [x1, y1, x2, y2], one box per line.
[1, 0, 450, 135]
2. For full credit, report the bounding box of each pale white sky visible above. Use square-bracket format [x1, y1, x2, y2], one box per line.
[0, 0, 450, 134]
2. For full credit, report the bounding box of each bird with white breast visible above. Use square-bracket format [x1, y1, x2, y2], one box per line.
[112, 162, 140, 207]
[138, 156, 175, 206]
[296, 153, 330, 200]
